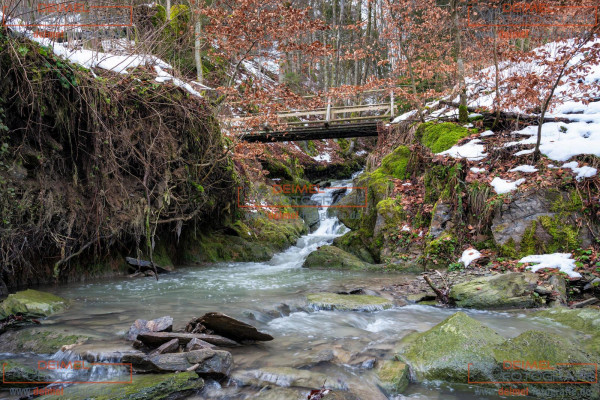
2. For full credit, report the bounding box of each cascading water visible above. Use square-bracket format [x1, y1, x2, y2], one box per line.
[0, 171, 577, 400]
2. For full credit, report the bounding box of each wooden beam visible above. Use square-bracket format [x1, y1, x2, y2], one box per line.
[239, 122, 380, 142]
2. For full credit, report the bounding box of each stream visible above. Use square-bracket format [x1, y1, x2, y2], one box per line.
[1, 174, 574, 399]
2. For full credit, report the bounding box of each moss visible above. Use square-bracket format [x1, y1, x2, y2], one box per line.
[538, 215, 580, 252]
[377, 360, 409, 394]
[332, 231, 375, 263]
[416, 122, 474, 154]
[458, 105, 469, 123]
[0, 289, 68, 318]
[0, 328, 89, 354]
[306, 293, 393, 311]
[424, 232, 458, 267]
[39, 371, 203, 400]
[302, 245, 374, 270]
[378, 145, 411, 179]
[0, 360, 54, 388]
[534, 308, 600, 356]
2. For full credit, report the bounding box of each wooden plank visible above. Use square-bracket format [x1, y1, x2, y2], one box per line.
[239, 122, 380, 142]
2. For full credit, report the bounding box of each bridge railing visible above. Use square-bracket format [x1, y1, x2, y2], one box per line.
[221, 87, 404, 129]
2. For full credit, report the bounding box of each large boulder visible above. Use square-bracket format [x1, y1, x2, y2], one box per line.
[491, 189, 593, 256]
[122, 349, 232, 376]
[333, 231, 375, 264]
[232, 367, 348, 390]
[397, 312, 598, 398]
[38, 371, 203, 400]
[303, 246, 375, 270]
[307, 293, 392, 312]
[127, 316, 173, 340]
[449, 272, 541, 309]
[534, 307, 600, 356]
[397, 312, 504, 382]
[0, 289, 68, 318]
[197, 312, 273, 342]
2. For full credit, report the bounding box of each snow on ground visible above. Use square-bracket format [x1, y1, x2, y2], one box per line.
[561, 161, 598, 181]
[480, 130, 495, 137]
[313, 153, 331, 162]
[490, 177, 526, 194]
[520, 253, 581, 278]
[2, 12, 206, 98]
[509, 165, 538, 173]
[438, 139, 487, 161]
[470, 167, 485, 173]
[460, 248, 482, 267]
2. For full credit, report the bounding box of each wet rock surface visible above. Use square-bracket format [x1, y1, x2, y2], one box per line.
[232, 366, 348, 390]
[127, 316, 173, 340]
[196, 312, 274, 342]
[307, 292, 393, 311]
[122, 349, 233, 375]
[137, 331, 240, 347]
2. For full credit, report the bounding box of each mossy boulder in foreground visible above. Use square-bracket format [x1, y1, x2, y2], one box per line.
[0, 289, 68, 318]
[396, 312, 598, 398]
[534, 307, 600, 356]
[38, 371, 203, 400]
[0, 360, 53, 388]
[449, 272, 541, 309]
[377, 360, 409, 395]
[306, 293, 393, 311]
[0, 327, 90, 354]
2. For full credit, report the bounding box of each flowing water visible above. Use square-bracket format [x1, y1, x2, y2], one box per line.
[0, 174, 574, 399]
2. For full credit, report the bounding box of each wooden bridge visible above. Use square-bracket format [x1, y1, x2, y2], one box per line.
[222, 89, 401, 142]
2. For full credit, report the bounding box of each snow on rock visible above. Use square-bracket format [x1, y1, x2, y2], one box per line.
[561, 161, 598, 181]
[480, 130, 495, 137]
[313, 153, 331, 162]
[470, 167, 485, 173]
[391, 110, 417, 124]
[438, 139, 487, 161]
[490, 177, 526, 194]
[519, 253, 581, 278]
[509, 165, 538, 173]
[460, 248, 482, 267]
[514, 148, 535, 156]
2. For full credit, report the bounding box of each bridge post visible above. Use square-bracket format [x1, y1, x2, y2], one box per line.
[326, 97, 332, 123]
[390, 90, 395, 119]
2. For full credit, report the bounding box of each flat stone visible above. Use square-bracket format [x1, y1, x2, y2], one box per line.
[307, 293, 393, 311]
[148, 338, 179, 356]
[122, 349, 232, 376]
[198, 312, 273, 342]
[232, 367, 348, 390]
[137, 331, 239, 347]
[186, 337, 215, 351]
[127, 316, 173, 340]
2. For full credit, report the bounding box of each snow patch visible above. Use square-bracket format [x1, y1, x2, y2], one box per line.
[480, 130, 495, 137]
[460, 248, 482, 267]
[509, 165, 538, 173]
[438, 139, 487, 161]
[561, 161, 598, 181]
[520, 253, 581, 278]
[490, 177, 526, 194]
[470, 167, 485, 173]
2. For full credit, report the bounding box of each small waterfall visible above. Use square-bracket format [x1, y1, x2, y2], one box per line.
[49, 347, 131, 383]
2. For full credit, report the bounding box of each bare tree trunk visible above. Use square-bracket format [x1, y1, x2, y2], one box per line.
[195, 20, 203, 83]
[166, 0, 171, 20]
[450, 0, 467, 121]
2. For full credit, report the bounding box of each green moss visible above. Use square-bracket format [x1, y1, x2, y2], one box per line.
[0, 328, 89, 354]
[0, 289, 68, 318]
[332, 231, 375, 263]
[424, 232, 458, 267]
[377, 360, 409, 394]
[39, 371, 203, 400]
[0, 360, 53, 388]
[538, 215, 580, 252]
[306, 292, 393, 311]
[534, 308, 600, 356]
[458, 105, 469, 123]
[378, 145, 411, 179]
[416, 122, 474, 154]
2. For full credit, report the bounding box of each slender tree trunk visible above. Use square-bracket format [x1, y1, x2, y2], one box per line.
[166, 0, 171, 20]
[450, 0, 467, 121]
[194, 20, 203, 83]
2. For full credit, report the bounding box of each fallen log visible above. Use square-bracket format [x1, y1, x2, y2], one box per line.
[137, 332, 240, 348]
[423, 275, 449, 305]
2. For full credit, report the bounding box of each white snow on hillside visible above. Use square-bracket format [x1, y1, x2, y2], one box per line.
[438, 139, 487, 161]
[1, 12, 207, 98]
[509, 165, 537, 173]
[490, 177, 526, 194]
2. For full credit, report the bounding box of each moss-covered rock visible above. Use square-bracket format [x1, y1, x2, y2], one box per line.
[492, 189, 592, 257]
[533, 307, 600, 356]
[377, 360, 409, 394]
[332, 231, 375, 263]
[449, 272, 541, 309]
[38, 371, 203, 400]
[302, 246, 373, 270]
[0, 360, 53, 388]
[0, 289, 68, 318]
[398, 312, 598, 398]
[398, 312, 504, 381]
[306, 293, 393, 311]
[416, 122, 475, 154]
[0, 327, 91, 354]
